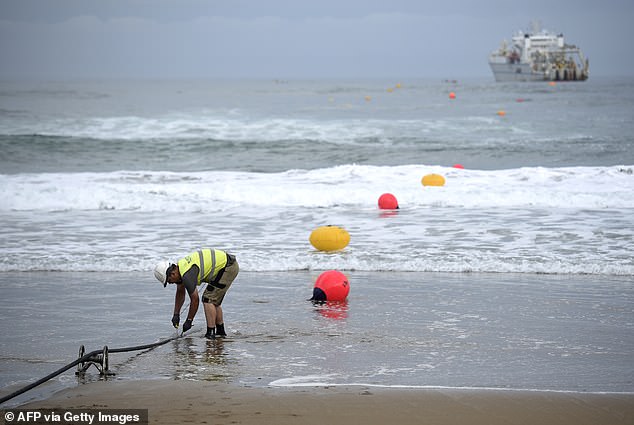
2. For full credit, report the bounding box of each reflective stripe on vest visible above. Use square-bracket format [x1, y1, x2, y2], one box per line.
[197, 249, 216, 283]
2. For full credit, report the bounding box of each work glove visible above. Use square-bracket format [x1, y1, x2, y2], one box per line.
[182, 319, 193, 333]
[171, 314, 180, 328]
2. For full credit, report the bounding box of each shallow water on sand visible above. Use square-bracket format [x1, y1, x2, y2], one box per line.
[1, 271, 632, 406]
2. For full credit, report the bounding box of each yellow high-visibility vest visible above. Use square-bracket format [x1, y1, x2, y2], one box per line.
[177, 249, 227, 285]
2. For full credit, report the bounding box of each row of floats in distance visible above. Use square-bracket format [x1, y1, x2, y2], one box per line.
[357, 82, 560, 116]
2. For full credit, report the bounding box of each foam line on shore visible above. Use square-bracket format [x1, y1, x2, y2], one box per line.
[268, 377, 634, 395]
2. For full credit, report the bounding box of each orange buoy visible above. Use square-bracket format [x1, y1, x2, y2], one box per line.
[453, 164, 464, 169]
[309, 225, 350, 251]
[449, 92, 456, 99]
[378, 193, 399, 209]
[421, 173, 446, 187]
[310, 270, 350, 301]
[497, 110, 506, 116]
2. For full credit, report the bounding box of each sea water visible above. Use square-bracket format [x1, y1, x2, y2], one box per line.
[0, 271, 632, 407]
[0, 78, 633, 404]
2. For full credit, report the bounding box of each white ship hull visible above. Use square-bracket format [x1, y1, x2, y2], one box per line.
[489, 62, 546, 82]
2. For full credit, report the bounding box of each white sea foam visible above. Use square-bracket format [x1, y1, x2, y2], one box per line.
[0, 112, 553, 148]
[2, 164, 632, 274]
[1, 165, 632, 212]
[268, 377, 634, 395]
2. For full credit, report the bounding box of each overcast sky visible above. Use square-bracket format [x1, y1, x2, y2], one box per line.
[1, 0, 633, 79]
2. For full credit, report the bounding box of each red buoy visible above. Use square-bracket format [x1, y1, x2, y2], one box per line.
[378, 193, 399, 209]
[453, 164, 464, 169]
[310, 270, 350, 302]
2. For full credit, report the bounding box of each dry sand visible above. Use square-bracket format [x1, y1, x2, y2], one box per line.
[21, 380, 634, 425]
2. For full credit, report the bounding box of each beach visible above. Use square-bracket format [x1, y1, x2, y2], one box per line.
[1, 271, 633, 409]
[1, 78, 633, 419]
[20, 380, 634, 425]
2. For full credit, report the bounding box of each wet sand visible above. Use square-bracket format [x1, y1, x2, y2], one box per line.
[21, 380, 634, 425]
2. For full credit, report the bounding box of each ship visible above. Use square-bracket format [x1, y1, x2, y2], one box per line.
[488, 23, 589, 82]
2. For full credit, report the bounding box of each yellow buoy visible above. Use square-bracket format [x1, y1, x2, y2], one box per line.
[421, 173, 446, 187]
[309, 225, 350, 251]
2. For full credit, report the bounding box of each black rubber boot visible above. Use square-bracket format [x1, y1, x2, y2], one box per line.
[205, 327, 216, 339]
[216, 323, 227, 337]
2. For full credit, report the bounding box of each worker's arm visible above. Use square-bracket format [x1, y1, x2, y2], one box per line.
[181, 266, 200, 332]
[173, 284, 186, 319]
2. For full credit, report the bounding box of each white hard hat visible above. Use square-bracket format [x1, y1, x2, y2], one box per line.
[153, 260, 171, 287]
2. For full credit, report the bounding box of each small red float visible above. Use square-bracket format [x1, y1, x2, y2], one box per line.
[378, 193, 399, 209]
